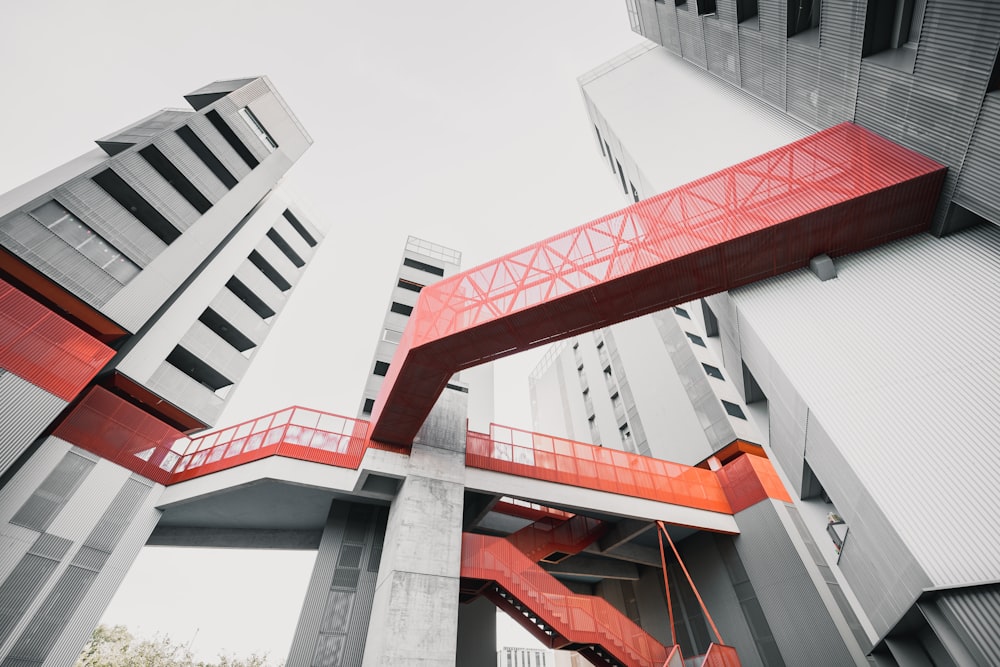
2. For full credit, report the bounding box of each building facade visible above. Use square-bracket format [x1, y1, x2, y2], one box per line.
[0, 78, 324, 666]
[526, 1, 1000, 663]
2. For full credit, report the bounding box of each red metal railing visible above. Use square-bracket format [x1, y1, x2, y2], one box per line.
[467, 424, 733, 514]
[169, 407, 373, 483]
[462, 533, 670, 667]
[0, 278, 114, 402]
[371, 123, 947, 445]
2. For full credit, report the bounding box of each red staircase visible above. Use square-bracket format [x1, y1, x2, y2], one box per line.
[461, 533, 669, 667]
[507, 514, 607, 563]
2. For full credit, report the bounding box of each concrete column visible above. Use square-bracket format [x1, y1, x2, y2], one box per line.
[362, 386, 468, 667]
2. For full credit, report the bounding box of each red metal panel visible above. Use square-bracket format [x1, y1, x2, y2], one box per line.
[715, 453, 792, 513]
[0, 278, 114, 401]
[506, 514, 607, 563]
[53, 386, 185, 484]
[372, 123, 947, 445]
[466, 424, 733, 515]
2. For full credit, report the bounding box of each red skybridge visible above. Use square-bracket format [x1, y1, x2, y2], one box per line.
[369, 122, 946, 446]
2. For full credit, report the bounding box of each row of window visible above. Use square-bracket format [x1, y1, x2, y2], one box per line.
[678, 308, 749, 420]
[594, 126, 639, 203]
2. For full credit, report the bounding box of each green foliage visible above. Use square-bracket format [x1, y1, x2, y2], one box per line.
[75, 625, 282, 667]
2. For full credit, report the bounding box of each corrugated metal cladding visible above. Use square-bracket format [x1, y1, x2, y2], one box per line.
[935, 585, 1000, 665]
[0, 534, 72, 646]
[187, 115, 251, 182]
[9, 452, 95, 532]
[155, 132, 229, 203]
[111, 152, 199, 232]
[287, 502, 388, 667]
[955, 93, 1000, 221]
[0, 565, 95, 666]
[730, 224, 1000, 588]
[0, 373, 65, 476]
[732, 501, 859, 665]
[83, 477, 153, 554]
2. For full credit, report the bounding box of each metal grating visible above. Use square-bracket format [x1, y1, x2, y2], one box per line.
[10, 452, 95, 531]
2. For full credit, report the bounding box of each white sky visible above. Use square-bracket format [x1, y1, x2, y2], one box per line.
[1, 2, 643, 661]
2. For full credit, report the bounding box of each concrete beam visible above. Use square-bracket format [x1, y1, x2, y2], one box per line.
[542, 553, 639, 581]
[598, 518, 653, 552]
[585, 541, 661, 568]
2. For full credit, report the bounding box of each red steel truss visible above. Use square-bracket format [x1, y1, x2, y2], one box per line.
[370, 123, 946, 445]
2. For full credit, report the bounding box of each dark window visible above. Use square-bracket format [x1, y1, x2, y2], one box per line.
[226, 277, 275, 319]
[722, 400, 747, 419]
[676, 0, 687, 6]
[166, 346, 232, 391]
[248, 250, 291, 291]
[674, 306, 690, 319]
[402, 257, 444, 277]
[686, 332, 706, 347]
[362, 398, 375, 414]
[238, 107, 278, 151]
[630, 181, 639, 203]
[92, 169, 180, 244]
[390, 302, 413, 316]
[788, 0, 820, 38]
[989, 49, 1000, 93]
[702, 363, 724, 380]
[266, 229, 305, 267]
[206, 110, 259, 169]
[373, 361, 390, 376]
[138, 145, 212, 214]
[862, 0, 926, 59]
[596, 340, 605, 349]
[698, 0, 716, 15]
[397, 278, 424, 293]
[199, 308, 255, 352]
[283, 209, 318, 247]
[595, 126, 606, 156]
[616, 159, 628, 194]
[176, 125, 238, 189]
[737, 0, 759, 22]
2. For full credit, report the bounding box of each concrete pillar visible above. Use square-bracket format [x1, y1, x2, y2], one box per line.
[362, 386, 468, 667]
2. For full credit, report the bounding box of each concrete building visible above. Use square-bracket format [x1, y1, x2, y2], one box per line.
[3, 1, 1000, 664]
[0, 77, 324, 666]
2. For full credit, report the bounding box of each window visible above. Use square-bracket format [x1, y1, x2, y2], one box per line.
[390, 302, 413, 316]
[674, 306, 690, 319]
[199, 308, 255, 353]
[989, 49, 1000, 93]
[397, 278, 424, 293]
[686, 332, 707, 347]
[595, 126, 606, 156]
[702, 363, 724, 380]
[722, 400, 747, 419]
[283, 209, 318, 247]
[226, 277, 275, 319]
[206, 110, 259, 169]
[402, 257, 444, 277]
[266, 229, 305, 267]
[238, 107, 278, 151]
[737, 0, 759, 23]
[862, 0, 926, 69]
[26, 201, 140, 283]
[166, 346, 233, 393]
[630, 181, 639, 203]
[787, 0, 820, 38]
[373, 361, 390, 376]
[176, 125, 238, 189]
[362, 398, 375, 414]
[138, 145, 212, 214]
[247, 250, 291, 291]
[616, 159, 628, 195]
[698, 0, 716, 15]
[92, 169, 180, 244]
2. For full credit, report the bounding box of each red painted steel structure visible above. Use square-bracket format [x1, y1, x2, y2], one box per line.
[462, 532, 671, 667]
[371, 123, 946, 445]
[0, 278, 114, 401]
[53, 387, 186, 485]
[506, 514, 607, 563]
[467, 424, 735, 514]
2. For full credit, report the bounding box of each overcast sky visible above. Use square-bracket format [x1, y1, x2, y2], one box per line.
[1, 1, 643, 660]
